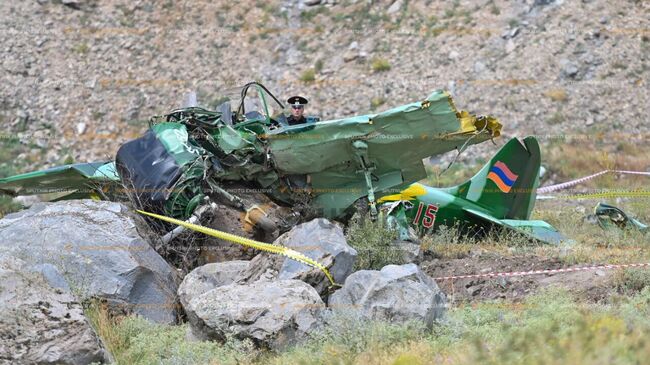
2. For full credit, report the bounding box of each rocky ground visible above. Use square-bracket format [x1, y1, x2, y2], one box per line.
[2, 195, 648, 364]
[1, 0, 648, 171]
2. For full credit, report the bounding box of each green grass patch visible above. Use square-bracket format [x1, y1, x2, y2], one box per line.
[83, 287, 650, 364]
[370, 97, 386, 110]
[370, 57, 391, 73]
[84, 301, 256, 365]
[299, 69, 316, 83]
[0, 137, 30, 217]
[274, 289, 650, 364]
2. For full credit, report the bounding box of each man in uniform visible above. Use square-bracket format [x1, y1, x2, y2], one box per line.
[286, 95, 308, 125]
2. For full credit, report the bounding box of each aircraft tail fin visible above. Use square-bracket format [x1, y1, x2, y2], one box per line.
[444, 136, 541, 220]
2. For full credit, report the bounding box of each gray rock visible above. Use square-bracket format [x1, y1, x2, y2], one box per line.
[393, 240, 421, 263]
[178, 260, 249, 309]
[185, 279, 324, 349]
[328, 264, 446, 328]
[533, 0, 556, 6]
[387, 0, 403, 14]
[473, 61, 487, 74]
[0, 256, 107, 364]
[343, 51, 360, 63]
[0, 200, 180, 323]
[240, 218, 357, 296]
[12, 195, 41, 208]
[560, 59, 580, 79]
[61, 0, 85, 10]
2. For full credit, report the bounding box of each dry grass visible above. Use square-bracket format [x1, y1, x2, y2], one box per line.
[543, 88, 568, 102]
[542, 136, 650, 189]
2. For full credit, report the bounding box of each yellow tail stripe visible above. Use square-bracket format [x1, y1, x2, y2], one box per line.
[136, 210, 338, 287]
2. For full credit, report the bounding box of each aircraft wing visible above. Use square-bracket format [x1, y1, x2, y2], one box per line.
[463, 207, 569, 245]
[266, 90, 501, 216]
[0, 162, 119, 200]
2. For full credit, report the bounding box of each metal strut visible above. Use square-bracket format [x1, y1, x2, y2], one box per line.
[352, 140, 378, 219]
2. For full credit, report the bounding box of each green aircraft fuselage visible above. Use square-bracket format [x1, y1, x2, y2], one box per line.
[0, 82, 502, 222]
[381, 136, 567, 244]
[405, 185, 490, 231]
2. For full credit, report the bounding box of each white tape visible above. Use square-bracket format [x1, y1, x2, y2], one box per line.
[434, 262, 650, 281]
[537, 169, 650, 194]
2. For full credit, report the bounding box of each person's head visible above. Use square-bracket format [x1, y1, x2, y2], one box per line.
[287, 96, 308, 118]
[291, 103, 304, 118]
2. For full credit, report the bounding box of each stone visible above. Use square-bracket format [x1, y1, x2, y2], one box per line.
[76, 122, 87, 135]
[0, 200, 180, 323]
[343, 52, 360, 63]
[61, 0, 84, 10]
[328, 264, 446, 328]
[178, 260, 249, 309]
[387, 0, 403, 14]
[0, 256, 107, 364]
[239, 218, 357, 296]
[393, 240, 421, 263]
[473, 61, 487, 74]
[185, 279, 324, 349]
[11, 195, 41, 208]
[560, 59, 580, 79]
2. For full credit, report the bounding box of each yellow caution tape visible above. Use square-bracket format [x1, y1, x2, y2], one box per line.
[546, 191, 650, 200]
[137, 209, 339, 287]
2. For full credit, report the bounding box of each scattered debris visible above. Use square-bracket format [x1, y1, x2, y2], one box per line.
[591, 202, 648, 233]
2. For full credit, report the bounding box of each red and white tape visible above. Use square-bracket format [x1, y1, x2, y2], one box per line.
[537, 169, 650, 194]
[433, 262, 650, 281]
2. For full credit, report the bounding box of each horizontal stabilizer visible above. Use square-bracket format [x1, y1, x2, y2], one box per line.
[463, 207, 568, 245]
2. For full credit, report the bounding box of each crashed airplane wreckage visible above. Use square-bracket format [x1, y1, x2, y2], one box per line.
[0, 82, 564, 244]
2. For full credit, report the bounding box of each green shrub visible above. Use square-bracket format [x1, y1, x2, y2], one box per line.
[314, 59, 324, 73]
[345, 213, 403, 270]
[299, 69, 316, 83]
[370, 97, 386, 110]
[371, 57, 391, 73]
[614, 268, 650, 294]
[269, 311, 426, 365]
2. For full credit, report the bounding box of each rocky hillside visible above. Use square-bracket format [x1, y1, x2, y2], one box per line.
[2, 0, 648, 172]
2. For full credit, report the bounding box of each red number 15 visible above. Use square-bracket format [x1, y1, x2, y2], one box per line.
[413, 202, 438, 228]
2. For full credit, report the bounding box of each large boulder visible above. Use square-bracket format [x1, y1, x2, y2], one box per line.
[328, 264, 446, 328]
[0, 200, 180, 323]
[240, 218, 357, 295]
[178, 260, 249, 310]
[0, 256, 107, 364]
[185, 279, 324, 349]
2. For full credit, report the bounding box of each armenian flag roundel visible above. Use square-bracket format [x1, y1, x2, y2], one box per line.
[487, 161, 518, 193]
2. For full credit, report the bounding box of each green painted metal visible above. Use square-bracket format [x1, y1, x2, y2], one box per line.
[0, 83, 502, 223]
[0, 161, 119, 198]
[594, 202, 648, 233]
[383, 136, 568, 245]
